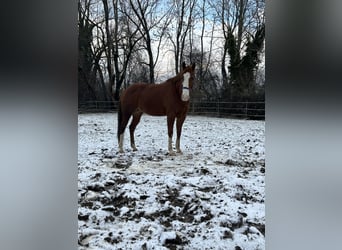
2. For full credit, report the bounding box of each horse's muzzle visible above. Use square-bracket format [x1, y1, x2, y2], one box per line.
[181, 93, 190, 101]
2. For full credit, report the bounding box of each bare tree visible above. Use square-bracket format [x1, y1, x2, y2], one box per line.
[197, 0, 218, 100]
[78, 0, 265, 105]
[125, 0, 172, 83]
[112, 0, 143, 99]
[79, 0, 95, 102]
[96, 0, 145, 100]
[79, 0, 110, 102]
[212, 0, 265, 100]
[167, 0, 197, 74]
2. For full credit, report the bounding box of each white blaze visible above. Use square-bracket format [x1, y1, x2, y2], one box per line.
[181, 72, 190, 101]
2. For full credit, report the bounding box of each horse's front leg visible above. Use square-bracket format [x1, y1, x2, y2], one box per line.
[176, 115, 186, 154]
[167, 116, 176, 155]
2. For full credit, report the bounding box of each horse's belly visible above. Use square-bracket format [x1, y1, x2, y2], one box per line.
[141, 105, 166, 116]
[138, 87, 168, 115]
[139, 100, 166, 116]
[145, 110, 165, 116]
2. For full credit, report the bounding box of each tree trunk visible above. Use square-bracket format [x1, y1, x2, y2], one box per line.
[102, 0, 114, 96]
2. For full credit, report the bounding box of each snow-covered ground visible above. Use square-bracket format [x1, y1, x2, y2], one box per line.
[78, 113, 265, 249]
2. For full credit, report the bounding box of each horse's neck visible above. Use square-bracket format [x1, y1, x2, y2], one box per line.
[163, 74, 182, 99]
[168, 73, 183, 86]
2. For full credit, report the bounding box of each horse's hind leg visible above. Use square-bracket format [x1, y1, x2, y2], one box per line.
[129, 111, 143, 151]
[118, 113, 130, 153]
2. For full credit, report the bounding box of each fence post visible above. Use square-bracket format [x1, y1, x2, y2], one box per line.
[245, 101, 248, 118]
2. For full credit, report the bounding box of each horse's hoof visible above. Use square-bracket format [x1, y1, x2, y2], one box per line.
[168, 151, 176, 156]
[132, 147, 138, 151]
[177, 150, 183, 154]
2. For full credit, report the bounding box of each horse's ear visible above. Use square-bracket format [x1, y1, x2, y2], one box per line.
[191, 63, 196, 70]
[182, 62, 186, 69]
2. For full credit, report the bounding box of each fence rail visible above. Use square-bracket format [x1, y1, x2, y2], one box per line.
[78, 100, 265, 120]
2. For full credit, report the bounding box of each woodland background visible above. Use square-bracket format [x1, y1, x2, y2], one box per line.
[78, 0, 265, 105]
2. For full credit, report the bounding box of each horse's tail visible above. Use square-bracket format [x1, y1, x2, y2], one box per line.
[117, 100, 122, 144]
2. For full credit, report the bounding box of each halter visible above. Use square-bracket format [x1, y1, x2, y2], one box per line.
[182, 86, 189, 90]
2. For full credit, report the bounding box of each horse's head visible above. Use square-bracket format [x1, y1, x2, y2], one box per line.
[179, 62, 196, 102]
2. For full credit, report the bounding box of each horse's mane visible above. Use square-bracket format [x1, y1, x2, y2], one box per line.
[164, 69, 186, 86]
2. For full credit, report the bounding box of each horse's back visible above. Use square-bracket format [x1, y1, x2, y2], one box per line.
[122, 83, 147, 96]
[121, 82, 168, 116]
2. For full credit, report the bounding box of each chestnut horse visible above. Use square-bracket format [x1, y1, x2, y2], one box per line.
[117, 62, 195, 155]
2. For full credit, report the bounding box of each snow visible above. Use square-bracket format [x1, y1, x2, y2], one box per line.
[160, 231, 177, 245]
[78, 113, 265, 249]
